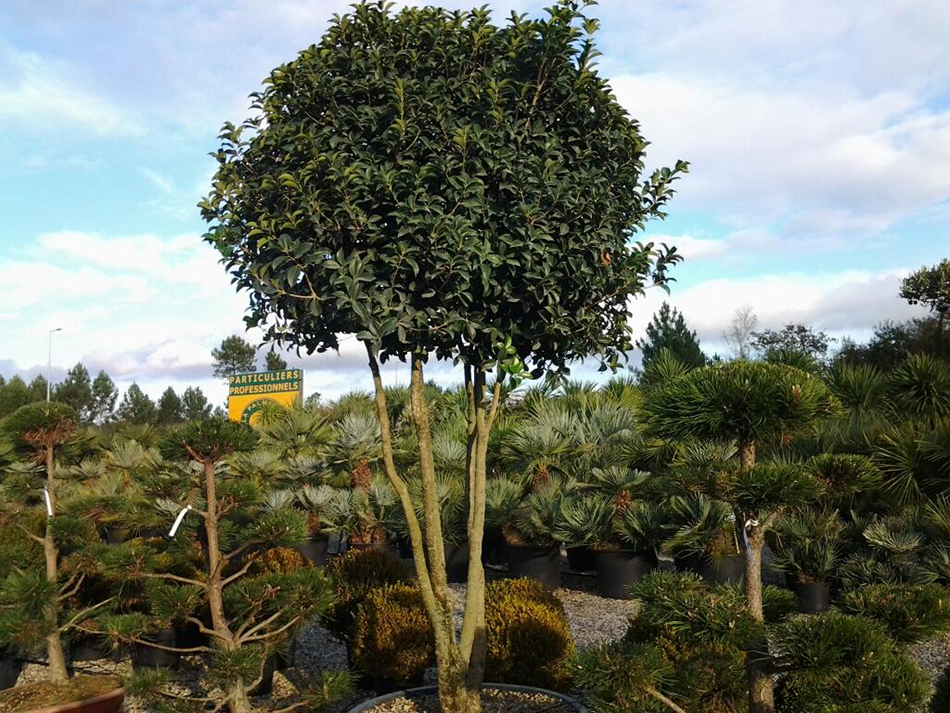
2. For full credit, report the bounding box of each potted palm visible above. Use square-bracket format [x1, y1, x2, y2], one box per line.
[321, 480, 396, 551]
[769, 508, 843, 613]
[504, 486, 565, 589]
[295, 484, 337, 566]
[662, 494, 743, 584]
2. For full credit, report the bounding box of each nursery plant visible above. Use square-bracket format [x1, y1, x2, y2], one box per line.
[200, 1, 686, 708]
[113, 419, 346, 713]
[0, 402, 114, 684]
[768, 508, 843, 612]
[644, 360, 839, 712]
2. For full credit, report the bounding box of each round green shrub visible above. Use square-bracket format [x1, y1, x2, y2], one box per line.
[485, 578, 574, 691]
[350, 584, 434, 687]
[838, 583, 950, 644]
[323, 548, 411, 642]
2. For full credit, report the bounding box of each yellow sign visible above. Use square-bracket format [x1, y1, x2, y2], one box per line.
[227, 369, 303, 425]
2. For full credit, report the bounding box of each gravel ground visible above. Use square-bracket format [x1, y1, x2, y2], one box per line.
[8, 567, 950, 712]
[369, 689, 562, 713]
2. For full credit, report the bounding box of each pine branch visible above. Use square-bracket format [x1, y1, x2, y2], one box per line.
[60, 597, 115, 633]
[644, 686, 688, 713]
[220, 560, 253, 587]
[142, 572, 207, 588]
[238, 614, 299, 645]
[57, 573, 86, 601]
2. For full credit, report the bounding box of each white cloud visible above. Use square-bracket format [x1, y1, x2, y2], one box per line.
[612, 73, 950, 236]
[0, 48, 141, 136]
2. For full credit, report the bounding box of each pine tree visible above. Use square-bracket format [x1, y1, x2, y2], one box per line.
[90, 371, 118, 424]
[0, 375, 30, 418]
[116, 384, 157, 424]
[264, 350, 287, 371]
[26, 374, 48, 403]
[156, 387, 184, 425]
[212, 336, 257, 379]
[54, 362, 94, 422]
[181, 386, 212, 421]
[636, 302, 707, 374]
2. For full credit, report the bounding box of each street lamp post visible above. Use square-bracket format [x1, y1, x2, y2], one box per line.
[47, 327, 62, 401]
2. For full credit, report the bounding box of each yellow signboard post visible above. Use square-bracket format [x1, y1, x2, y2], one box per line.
[227, 369, 303, 425]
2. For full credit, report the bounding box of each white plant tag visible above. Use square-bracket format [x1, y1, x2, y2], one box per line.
[168, 505, 193, 537]
[43, 488, 53, 517]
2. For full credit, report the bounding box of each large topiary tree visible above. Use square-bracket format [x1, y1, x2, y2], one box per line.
[644, 361, 840, 713]
[201, 2, 686, 710]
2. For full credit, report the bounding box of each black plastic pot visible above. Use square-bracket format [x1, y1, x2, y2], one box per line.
[594, 550, 653, 599]
[673, 553, 704, 575]
[0, 647, 22, 690]
[131, 628, 180, 671]
[702, 554, 745, 585]
[444, 542, 470, 583]
[566, 546, 597, 573]
[174, 621, 209, 649]
[347, 541, 391, 554]
[274, 637, 298, 671]
[796, 581, 831, 614]
[295, 536, 330, 567]
[507, 544, 561, 590]
[346, 683, 588, 713]
[70, 635, 110, 662]
[482, 530, 508, 566]
[251, 656, 277, 695]
[396, 536, 414, 560]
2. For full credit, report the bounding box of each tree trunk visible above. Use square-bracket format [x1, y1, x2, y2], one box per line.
[737, 439, 774, 713]
[44, 444, 69, 683]
[200, 460, 251, 713]
[228, 679, 254, 713]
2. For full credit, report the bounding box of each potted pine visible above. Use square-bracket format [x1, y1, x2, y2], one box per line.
[0, 403, 124, 711]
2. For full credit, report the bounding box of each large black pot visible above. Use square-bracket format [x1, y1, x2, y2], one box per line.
[594, 549, 653, 599]
[131, 628, 180, 671]
[444, 542, 470, 583]
[507, 544, 561, 590]
[251, 656, 277, 695]
[482, 530, 508, 567]
[295, 536, 330, 567]
[674, 553, 745, 585]
[566, 546, 597, 573]
[346, 683, 587, 713]
[70, 635, 110, 662]
[796, 581, 831, 614]
[174, 621, 210, 649]
[347, 541, 392, 554]
[702, 554, 745, 585]
[0, 647, 22, 690]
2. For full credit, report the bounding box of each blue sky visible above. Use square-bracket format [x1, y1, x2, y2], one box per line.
[1, 0, 948, 403]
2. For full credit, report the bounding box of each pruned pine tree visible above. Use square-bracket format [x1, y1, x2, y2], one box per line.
[0, 403, 113, 683]
[644, 361, 840, 713]
[110, 419, 345, 713]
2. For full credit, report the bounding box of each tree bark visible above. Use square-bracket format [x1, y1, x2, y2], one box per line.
[44, 443, 69, 683]
[736, 438, 774, 713]
[200, 459, 253, 713]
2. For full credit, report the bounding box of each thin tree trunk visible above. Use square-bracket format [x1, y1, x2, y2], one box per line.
[737, 438, 774, 713]
[200, 459, 252, 713]
[44, 443, 69, 682]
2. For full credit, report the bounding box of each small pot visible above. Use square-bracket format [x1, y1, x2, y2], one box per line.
[24, 686, 125, 713]
[796, 581, 831, 614]
[566, 546, 597, 573]
[444, 542, 470, 583]
[345, 683, 587, 713]
[594, 549, 653, 599]
[507, 544, 561, 590]
[701, 554, 745, 586]
[295, 536, 330, 567]
[0, 647, 22, 690]
[131, 628, 180, 671]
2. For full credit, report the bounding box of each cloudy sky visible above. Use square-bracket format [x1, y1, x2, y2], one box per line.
[1, 0, 948, 404]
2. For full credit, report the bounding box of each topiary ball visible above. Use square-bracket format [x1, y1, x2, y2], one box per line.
[350, 584, 434, 687]
[323, 547, 411, 642]
[485, 578, 574, 691]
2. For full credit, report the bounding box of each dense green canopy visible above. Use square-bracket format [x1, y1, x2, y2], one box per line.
[201, 0, 686, 372]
